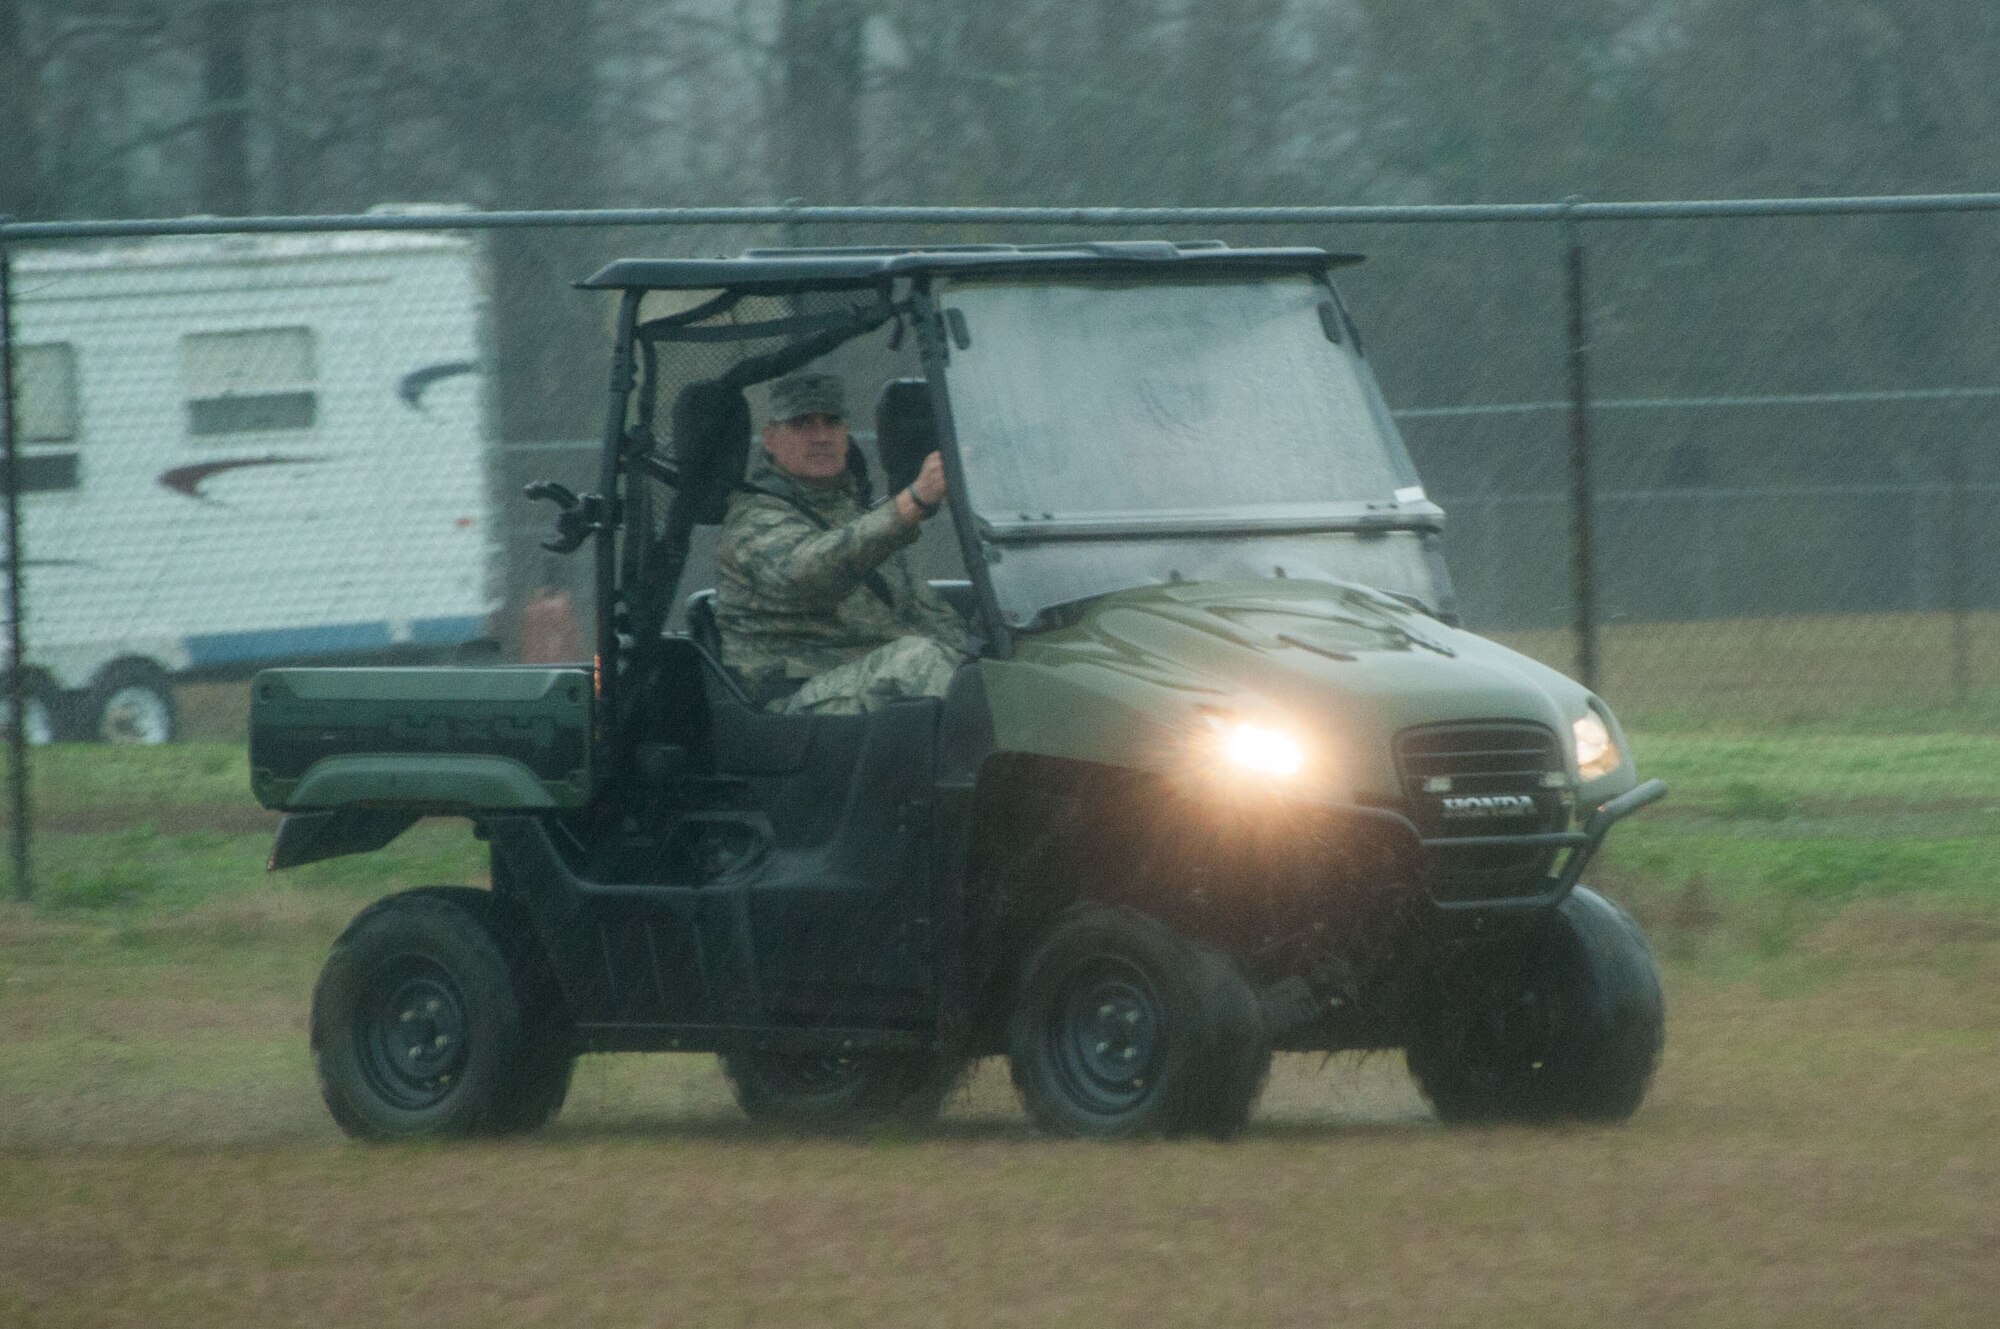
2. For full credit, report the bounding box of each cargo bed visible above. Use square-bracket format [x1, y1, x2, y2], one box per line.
[250, 667, 594, 812]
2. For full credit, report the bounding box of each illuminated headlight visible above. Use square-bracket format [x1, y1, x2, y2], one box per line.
[1206, 716, 1306, 779]
[1572, 712, 1621, 781]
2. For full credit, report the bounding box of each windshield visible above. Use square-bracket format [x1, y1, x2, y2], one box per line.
[939, 275, 1418, 520]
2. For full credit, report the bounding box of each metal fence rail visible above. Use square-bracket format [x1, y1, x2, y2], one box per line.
[6, 191, 2000, 898]
[10, 192, 2000, 241]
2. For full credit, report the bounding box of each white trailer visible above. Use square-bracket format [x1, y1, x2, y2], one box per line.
[3, 227, 497, 743]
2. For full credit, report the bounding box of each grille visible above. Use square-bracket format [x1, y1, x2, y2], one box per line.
[1394, 722, 1568, 901]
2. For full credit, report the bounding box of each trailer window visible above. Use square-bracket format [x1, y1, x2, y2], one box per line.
[2, 343, 81, 495]
[183, 327, 318, 436]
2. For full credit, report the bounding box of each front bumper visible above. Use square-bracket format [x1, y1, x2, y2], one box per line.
[1353, 777, 1668, 916]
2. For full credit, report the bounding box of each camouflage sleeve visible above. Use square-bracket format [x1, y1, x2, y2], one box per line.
[719, 495, 920, 609]
[910, 581, 973, 652]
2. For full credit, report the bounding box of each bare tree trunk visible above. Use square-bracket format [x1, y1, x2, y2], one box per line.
[1180, 0, 1281, 203]
[776, 0, 864, 205]
[0, 0, 37, 216]
[201, 0, 253, 214]
[957, 4, 1027, 203]
[476, 0, 603, 652]
[486, 0, 600, 441]
[495, 0, 597, 209]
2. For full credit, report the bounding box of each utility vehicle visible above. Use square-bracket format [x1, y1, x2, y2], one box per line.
[251, 242, 1667, 1140]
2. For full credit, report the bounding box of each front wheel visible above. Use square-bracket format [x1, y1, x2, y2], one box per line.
[1406, 886, 1665, 1124]
[1008, 905, 1270, 1140]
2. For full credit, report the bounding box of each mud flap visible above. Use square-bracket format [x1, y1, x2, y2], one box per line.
[269, 808, 422, 871]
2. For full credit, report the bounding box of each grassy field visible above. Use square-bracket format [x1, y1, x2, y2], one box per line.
[1489, 609, 2000, 725]
[2, 683, 1998, 1326]
[139, 609, 2000, 745]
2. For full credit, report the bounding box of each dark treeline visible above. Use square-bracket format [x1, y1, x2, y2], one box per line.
[8, 2, 1996, 224]
[5, 1, 1997, 625]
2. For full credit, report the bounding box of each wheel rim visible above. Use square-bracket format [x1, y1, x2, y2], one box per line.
[356, 956, 472, 1111]
[1049, 956, 1163, 1116]
[1439, 939, 1571, 1097]
[99, 685, 172, 745]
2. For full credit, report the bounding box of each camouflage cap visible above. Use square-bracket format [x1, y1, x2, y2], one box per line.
[769, 373, 845, 422]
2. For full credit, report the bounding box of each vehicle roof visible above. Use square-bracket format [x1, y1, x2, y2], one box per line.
[579, 241, 1363, 292]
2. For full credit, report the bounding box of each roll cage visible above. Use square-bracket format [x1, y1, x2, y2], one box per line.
[557, 241, 1444, 758]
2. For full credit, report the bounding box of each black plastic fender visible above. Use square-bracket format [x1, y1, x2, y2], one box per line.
[268, 808, 423, 871]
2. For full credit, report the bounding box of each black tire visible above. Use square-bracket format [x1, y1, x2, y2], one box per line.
[2, 674, 63, 746]
[721, 1049, 967, 1130]
[1406, 886, 1665, 1124]
[88, 660, 177, 745]
[1007, 904, 1268, 1140]
[1181, 946, 1273, 1141]
[426, 887, 576, 1135]
[311, 888, 572, 1140]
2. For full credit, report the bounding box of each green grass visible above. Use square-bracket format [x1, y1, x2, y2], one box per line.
[1568, 724, 2000, 986]
[1, 741, 484, 913]
[19, 738, 253, 811]
[14, 819, 485, 916]
[4, 708, 1997, 963]
[1634, 730, 2000, 803]
[1490, 608, 2000, 726]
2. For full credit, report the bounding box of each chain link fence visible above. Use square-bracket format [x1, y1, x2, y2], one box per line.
[3, 198, 1997, 896]
[1412, 210, 1999, 721]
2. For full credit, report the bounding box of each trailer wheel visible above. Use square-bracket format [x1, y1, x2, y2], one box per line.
[88, 661, 177, 745]
[1008, 904, 1267, 1140]
[312, 889, 557, 1140]
[2, 675, 62, 746]
[1406, 886, 1665, 1124]
[721, 1050, 967, 1130]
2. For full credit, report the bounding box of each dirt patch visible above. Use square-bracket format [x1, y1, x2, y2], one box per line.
[1797, 901, 2000, 962]
[3, 896, 1998, 1327]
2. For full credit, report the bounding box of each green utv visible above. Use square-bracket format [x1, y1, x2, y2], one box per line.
[251, 242, 1668, 1141]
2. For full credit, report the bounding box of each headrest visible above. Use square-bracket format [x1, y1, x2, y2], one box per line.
[874, 378, 934, 496]
[669, 382, 752, 526]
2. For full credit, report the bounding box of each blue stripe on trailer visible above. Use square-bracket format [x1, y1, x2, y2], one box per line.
[409, 615, 487, 645]
[185, 621, 395, 666]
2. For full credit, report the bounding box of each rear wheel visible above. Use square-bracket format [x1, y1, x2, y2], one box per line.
[311, 888, 573, 1139]
[434, 887, 575, 1134]
[88, 661, 176, 745]
[1008, 905, 1269, 1140]
[722, 1049, 967, 1130]
[1406, 886, 1665, 1124]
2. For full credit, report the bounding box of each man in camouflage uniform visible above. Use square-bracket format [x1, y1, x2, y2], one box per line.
[715, 373, 969, 714]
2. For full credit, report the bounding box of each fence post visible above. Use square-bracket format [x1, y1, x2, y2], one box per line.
[0, 223, 32, 901]
[1945, 432, 1970, 705]
[1562, 197, 1600, 691]
[780, 196, 808, 249]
